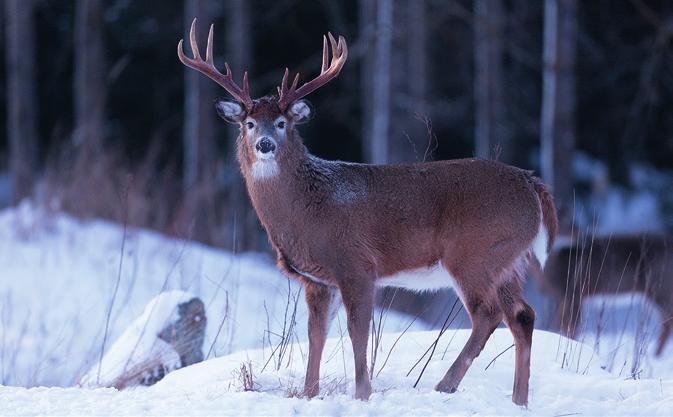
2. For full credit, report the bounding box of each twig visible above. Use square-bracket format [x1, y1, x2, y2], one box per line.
[96, 176, 130, 385]
[484, 344, 514, 371]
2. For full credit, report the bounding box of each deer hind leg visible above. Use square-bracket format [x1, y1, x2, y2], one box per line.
[338, 276, 374, 400]
[303, 280, 340, 398]
[497, 277, 535, 406]
[435, 270, 502, 394]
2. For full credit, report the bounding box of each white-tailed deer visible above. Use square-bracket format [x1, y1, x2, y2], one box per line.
[178, 20, 557, 405]
[539, 234, 672, 356]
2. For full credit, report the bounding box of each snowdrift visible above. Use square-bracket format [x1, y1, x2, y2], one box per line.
[2, 329, 672, 416]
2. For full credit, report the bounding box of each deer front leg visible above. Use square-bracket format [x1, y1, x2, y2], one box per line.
[339, 277, 374, 400]
[303, 280, 340, 398]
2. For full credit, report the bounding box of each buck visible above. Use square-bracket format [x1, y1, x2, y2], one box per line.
[178, 20, 557, 405]
[539, 234, 672, 356]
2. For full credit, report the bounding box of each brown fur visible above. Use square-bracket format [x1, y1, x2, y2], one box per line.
[539, 234, 673, 356]
[228, 98, 558, 405]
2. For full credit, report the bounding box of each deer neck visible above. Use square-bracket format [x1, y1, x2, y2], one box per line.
[238, 136, 331, 239]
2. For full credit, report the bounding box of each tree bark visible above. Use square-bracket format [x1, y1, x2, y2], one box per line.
[369, 0, 393, 164]
[363, 0, 428, 164]
[5, 0, 38, 203]
[225, 0, 262, 251]
[183, 0, 217, 190]
[403, 0, 428, 162]
[74, 0, 105, 154]
[474, 0, 508, 161]
[541, 0, 577, 232]
[359, 0, 375, 162]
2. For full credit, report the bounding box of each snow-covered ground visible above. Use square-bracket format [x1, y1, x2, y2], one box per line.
[1, 203, 673, 415]
[0, 203, 424, 388]
[2, 329, 672, 416]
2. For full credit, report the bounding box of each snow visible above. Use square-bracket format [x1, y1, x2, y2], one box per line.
[2, 329, 672, 416]
[1, 203, 673, 415]
[77, 291, 194, 388]
[0, 203, 424, 387]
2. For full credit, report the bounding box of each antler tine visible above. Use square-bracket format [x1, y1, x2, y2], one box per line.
[189, 18, 201, 61]
[206, 24, 214, 64]
[321, 35, 329, 73]
[243, 71, 250, 97]
[327, 32, 338, 67]
[177, 19, 253, 109]
[277, 33, 349, 110]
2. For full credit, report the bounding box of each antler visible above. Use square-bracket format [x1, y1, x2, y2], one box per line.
[178, 18, 253, 110]
[277, 33, 348, 110]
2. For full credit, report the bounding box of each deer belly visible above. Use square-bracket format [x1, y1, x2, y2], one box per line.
[376, 263, 458, 293]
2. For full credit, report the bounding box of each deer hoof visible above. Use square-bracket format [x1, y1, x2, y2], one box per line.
[302, 384, 319, 399]
[354, 383, 372, 401]
[434, 381, 458, 394]
[512, 392, 528, 407]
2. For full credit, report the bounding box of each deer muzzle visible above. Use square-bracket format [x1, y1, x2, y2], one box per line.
[255, 137, 277, 157]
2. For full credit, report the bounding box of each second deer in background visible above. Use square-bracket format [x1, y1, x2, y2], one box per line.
[538, 234, 672, 356]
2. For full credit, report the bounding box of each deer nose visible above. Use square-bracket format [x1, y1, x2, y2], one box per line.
[255, 137, 276, 154]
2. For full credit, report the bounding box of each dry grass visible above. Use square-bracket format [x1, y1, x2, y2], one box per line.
[41, 138, 261, 251]
[231, 360, 258, 392]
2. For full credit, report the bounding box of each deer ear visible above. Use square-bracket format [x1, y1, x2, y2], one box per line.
[215, 100, 246, 124]
[287, 100, 312, 124]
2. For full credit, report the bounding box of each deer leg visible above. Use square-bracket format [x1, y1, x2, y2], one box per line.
[497, 279, 535, 406]
[435, 292, 502, 394]
[339, 277, 374, 400]
[303, 280, 340, 398]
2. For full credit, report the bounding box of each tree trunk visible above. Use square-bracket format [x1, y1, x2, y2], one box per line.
[74, 0, 105, 154]
[474, 0, 508, 161]
[368, 0, 393, 164]
[225, 0, 262, 251]
[403, 0, 428, 162]
[5, 0, 38, 203]
[359, 0, 375, 162]
[181, 0, 218, 244]
[183, 0, 217, 189]
[541, 0, 576, 232]
[364, 0, 428, 164]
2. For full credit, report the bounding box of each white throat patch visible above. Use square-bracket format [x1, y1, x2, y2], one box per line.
[251, 159, 279, 180]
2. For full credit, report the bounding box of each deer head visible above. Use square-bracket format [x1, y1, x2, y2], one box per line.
[178, 19, 347, 180]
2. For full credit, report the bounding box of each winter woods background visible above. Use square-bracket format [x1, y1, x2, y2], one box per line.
[2, 0, 672, 249]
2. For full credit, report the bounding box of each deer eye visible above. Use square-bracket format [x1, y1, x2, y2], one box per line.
[276, 120, 286, 129]
[245, 121, 255, 129]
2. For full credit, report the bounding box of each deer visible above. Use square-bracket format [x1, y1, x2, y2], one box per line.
[538, 233, 672, 356]
[178, 19, 558, 406]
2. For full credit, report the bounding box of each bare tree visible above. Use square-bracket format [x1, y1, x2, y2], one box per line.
[359, 0, 376, 161]
[362, 0, 428, 164]
[368, 0, 393, 164]
[183, 0, 217, 189]
[180, 0, 219, 244]
[540, 0, 577, 231]
[224, 0, 261, 250]
[474, 0, 509, 161]
[406, 0, 427, 140]
[4, 0, 38, 203]
[389, 0, 429, 163]
[74, 0, 105, 154]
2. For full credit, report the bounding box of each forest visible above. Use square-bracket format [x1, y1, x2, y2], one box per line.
[3, 0, 672, 250]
